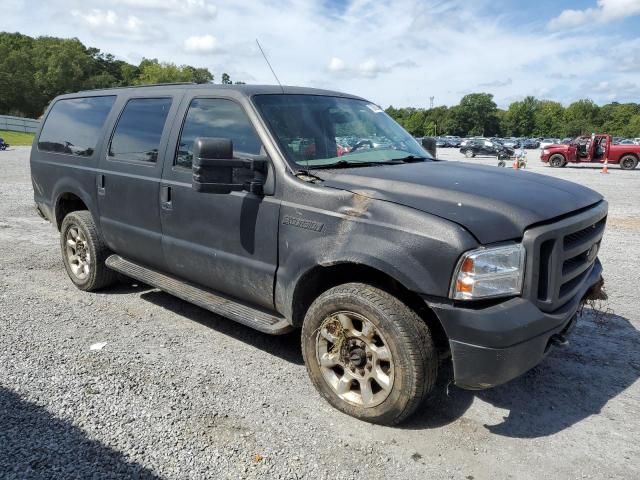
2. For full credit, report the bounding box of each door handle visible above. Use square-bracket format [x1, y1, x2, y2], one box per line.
[97, 174, 105, 195]
[160, 185, 172, 210]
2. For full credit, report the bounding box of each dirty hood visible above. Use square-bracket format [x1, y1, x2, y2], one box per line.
[316, 161, 602, 244]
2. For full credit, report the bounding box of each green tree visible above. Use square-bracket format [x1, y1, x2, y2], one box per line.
[221, 73, 232, 84]
[457, 93, 499, 136]
[534, 100, 565, 137]
[504, 96, 538, 137]
[564, 99, 600, 136]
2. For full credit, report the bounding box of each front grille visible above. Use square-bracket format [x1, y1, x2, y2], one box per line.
[523, 202, 607, 313]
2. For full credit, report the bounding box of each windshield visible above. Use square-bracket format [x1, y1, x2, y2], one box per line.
[252, 94, 431, 168]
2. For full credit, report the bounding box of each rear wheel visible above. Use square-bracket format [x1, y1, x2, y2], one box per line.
[60, 211, 117, 291]
[620, 155, 638, 170]
[464, 150, 474, 158]
[302, 283, 437, 425]
[549, 154, 566, 168]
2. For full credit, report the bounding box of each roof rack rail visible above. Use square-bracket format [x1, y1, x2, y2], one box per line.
[78, 82, 198, 93]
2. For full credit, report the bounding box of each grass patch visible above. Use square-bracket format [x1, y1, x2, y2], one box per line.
[0, 130, 35, 146]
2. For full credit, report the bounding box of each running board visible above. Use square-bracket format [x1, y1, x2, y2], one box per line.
[105, 255, 293, 335]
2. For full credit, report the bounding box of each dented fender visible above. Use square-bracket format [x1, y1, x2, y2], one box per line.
[274, 184, 478, 321]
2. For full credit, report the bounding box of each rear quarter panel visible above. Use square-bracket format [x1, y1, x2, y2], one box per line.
[607, 145, 640, 163]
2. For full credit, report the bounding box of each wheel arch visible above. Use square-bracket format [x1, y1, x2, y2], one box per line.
[288, 261, 449, 354]
[53, 180, 96, 231]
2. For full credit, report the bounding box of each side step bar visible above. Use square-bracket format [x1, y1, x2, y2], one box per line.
[105, 255, 293, 335]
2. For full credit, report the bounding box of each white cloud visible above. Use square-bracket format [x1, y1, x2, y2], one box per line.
[71, 9, 148, 39]
[113, 0, 217, 19]
[327, 56, 414, 79]
[548, 0, 640, 30]
[328, 57, 346, 72]
[184, 34, 220, 54]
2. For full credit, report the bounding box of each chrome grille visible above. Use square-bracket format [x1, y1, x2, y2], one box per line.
[522, 202, 607, 313]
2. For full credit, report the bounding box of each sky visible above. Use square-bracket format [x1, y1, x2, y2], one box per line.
[2, 0, 640, 108]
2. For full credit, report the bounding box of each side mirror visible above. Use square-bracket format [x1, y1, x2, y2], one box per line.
[421, 137, 437, 157]
[192, 137, 268, 195]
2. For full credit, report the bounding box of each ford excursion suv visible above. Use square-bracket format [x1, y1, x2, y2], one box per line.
[31, 84, 607, 425]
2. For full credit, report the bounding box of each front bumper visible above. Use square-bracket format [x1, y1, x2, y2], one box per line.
[426, 259, 603, 390]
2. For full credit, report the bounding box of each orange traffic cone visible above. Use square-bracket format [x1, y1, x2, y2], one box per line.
[512, 157, 519, 169]
[600, 158, 609, 174]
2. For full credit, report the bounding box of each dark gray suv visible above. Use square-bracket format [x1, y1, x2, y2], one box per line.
[30, 84, 607, 424]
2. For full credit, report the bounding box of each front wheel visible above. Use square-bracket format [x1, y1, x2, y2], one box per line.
[549, 154, 566, 168]
[497, 160, 506, 167]
[464, 150, 475, 158]
[301, 283, 437, 425]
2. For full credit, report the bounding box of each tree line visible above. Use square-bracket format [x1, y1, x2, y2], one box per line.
[0, 32, 242, 118]
[386, 93, 640, 139]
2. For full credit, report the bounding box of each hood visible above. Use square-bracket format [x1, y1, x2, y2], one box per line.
[316, 161, 602, 244]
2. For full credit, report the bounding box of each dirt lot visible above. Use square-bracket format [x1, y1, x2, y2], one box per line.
[1, 146, 638, 479]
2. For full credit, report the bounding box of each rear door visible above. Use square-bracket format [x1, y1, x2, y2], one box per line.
[97, 94, 182, 271]
[159, 95, 280, 310]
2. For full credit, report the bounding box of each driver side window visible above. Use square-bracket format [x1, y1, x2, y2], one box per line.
[176, 98, 262, 169]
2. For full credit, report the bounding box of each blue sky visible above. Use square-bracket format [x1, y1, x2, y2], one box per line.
[3, 0, 640, 108]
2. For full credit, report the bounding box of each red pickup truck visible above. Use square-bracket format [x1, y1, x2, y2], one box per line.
[540, 134, 639, 170]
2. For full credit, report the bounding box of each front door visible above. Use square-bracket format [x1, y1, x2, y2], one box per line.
[97, 95, 180, 271]
[160, 96, 280, 310]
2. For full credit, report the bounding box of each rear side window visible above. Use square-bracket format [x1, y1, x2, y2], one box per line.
[109, 98, 172, 163]
[176, 98, 261, 169]
[38, 96, 116, 157]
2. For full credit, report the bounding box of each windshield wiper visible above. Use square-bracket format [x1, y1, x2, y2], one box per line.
[309, 156, 429, 170]
[392, 155, 428, 163]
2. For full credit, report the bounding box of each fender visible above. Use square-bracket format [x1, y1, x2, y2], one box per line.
[52, 175, 100, 230]
[274, 195, 478, 321]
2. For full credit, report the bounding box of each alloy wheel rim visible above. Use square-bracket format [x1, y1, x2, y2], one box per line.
[65, 226, 91, 280]
[316, 311, 395, 408]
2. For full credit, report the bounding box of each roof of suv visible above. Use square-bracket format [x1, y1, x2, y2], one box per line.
[75, 83, 364, 100]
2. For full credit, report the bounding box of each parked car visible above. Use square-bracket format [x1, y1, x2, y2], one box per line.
[523, 138, 540, 149]
[0, 137, 9, 150]
[560, 137, 573, 145]
[501, 138, 521, 149]
[541, 134, 639, 169]
[435, 137, 448, 148]
[539, 138, 560, 149]
[617, 139, 636, 146]
[444, 136, 462, 147]
[31, 84, 607, 425]
[460, 139, 513, 159]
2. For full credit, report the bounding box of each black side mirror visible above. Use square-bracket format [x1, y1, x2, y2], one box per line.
[421, 137, 437, 157]
[192, 137, 268, 195]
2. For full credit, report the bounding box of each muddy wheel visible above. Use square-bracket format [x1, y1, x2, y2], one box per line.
[302, 283, 437, 425]
[60, 211, 117, 291]
[620, 155, 638, 170]
[549, 154, 565, 168]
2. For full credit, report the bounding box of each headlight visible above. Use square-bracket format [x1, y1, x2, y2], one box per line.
[450, 244, 525, 300]
[543, 149, 550, 155]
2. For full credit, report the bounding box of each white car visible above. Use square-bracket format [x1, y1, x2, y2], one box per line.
[539, 138, 560, 149]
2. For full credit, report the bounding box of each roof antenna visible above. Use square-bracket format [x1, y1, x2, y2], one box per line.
[256, 39, 284, 93]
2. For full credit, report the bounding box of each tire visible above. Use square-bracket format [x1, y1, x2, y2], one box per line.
[619, 155, 638, 170]
[301, 283, 437, 425]
[549, 154, 565, 168]
[60, 211, 117, 291]
[497, 160, 506, 167]
[464, 150, 474, 158]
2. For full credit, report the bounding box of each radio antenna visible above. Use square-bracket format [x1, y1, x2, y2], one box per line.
[256, 39, 284, 92]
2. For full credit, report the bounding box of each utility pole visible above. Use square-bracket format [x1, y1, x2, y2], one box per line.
[429, 96, 434, 109]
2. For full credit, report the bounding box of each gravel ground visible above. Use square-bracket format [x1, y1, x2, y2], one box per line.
[1, 146, 638, 479]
